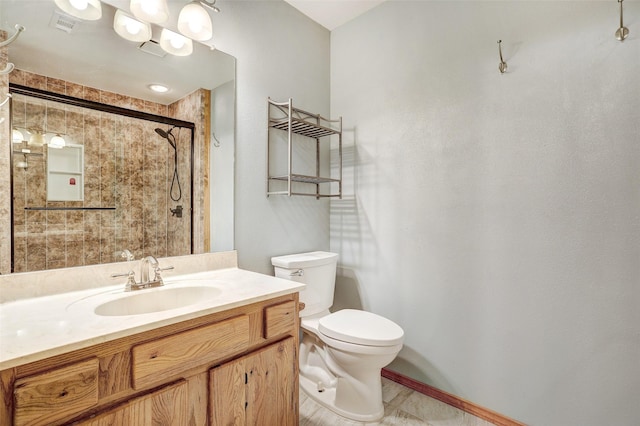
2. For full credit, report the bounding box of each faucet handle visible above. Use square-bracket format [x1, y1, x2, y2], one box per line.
[120, 249, 135, 261]
[153, 265, 174, 282]
[111, 270, 137, 291]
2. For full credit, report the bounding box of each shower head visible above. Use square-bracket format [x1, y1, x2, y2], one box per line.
[155, 126, 182, 201]
[155, 127, 176, 150]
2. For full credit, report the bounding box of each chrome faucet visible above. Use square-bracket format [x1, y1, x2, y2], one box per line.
[111, 252, 174, 291]
[140, 255, 159, 284]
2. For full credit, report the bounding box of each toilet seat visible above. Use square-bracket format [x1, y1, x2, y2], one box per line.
[317, 332, 404, 356]
[318, 309, 404, 347]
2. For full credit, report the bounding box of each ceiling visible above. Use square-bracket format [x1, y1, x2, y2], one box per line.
[283, 0, 386, 31]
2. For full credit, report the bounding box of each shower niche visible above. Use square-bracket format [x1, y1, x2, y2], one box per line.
[46, 144, 84, 202]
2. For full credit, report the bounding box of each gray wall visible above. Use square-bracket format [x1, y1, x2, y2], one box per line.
[210, 80, 235, 252]
[214, 1, 332, 273]
[330, 2, 639, 425]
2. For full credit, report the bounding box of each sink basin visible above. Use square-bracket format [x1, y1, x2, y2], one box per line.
[94, 285, 222, 316]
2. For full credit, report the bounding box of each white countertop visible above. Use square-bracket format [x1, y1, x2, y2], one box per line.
[0, 267, 304, 370]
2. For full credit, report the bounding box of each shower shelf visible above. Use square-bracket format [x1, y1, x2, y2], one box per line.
[267, 98, 342, 198]
[24, 207, 116, 211]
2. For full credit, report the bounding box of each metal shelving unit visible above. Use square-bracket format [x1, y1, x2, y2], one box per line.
[267, 98, 342, 198]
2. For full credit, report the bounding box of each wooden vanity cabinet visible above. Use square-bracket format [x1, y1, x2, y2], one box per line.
[0, 294, 299, 426]
[76, 380, 189, 426]
[210, 337, 296, 426]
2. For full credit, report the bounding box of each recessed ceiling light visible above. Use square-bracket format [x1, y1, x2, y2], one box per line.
[148, 84, 169, 93]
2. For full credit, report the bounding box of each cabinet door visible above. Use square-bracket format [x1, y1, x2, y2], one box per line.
[209, 337, 297, 426]
[76, 380, 188, 426]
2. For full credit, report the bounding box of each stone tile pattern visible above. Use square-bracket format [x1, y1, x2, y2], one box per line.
[168, 88, 209, 254]
[299, 377, 495, 426]
[0, 31, 10, 273]
[5, 70, 197, 272]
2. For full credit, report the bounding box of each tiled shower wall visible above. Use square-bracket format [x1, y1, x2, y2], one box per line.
[7, 70, 195, 272]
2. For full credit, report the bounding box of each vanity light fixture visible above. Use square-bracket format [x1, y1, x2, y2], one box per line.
[160, 28, 193, 56]
[130, 0, 169, 25]
[113, 9, 151, 43]
[53, 0, 102, 21]
[178, 1, 213, 41]
[49, 134, 67, 149]
[148, 83, 169, 93]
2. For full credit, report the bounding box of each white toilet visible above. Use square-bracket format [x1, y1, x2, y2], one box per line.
[272, 251, 404, 422]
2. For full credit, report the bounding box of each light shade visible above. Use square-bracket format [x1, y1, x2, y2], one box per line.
[12, 129, 24, 144]
[178, 2, 213, 41]
[130, 0, 169, 25]
[160, 29, 193, 56]
[49, 134, 66, 149]
[29, 132, 46, 147]
[54, 0, 102, 21]
[114, 9, 152, 42]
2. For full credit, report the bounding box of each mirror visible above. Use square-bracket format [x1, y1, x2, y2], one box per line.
[1, 0, 235, 273]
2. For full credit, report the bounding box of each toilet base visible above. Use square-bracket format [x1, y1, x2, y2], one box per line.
[300, 373, 385, 422]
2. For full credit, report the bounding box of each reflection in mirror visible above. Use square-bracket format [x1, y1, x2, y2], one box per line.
[10, 88, 193, 272]
[0, 0, 236, 274]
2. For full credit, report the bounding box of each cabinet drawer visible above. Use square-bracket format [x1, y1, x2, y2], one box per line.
[14, 358, 99, 426]
[263, 300, 296, 339]
[132, 315, 250, 390]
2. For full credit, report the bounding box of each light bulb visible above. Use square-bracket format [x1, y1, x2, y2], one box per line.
[69, 0, 88, 10]
[141, 2, 157, 15]
[189, 21, 203, 34]
[54, 0, 101, 20]
[49, 134, 66, 149]
[113, 9, 151, 43]
[160, 29, 193, 56]
[12, 129, 24, 144]
[130, 0, 169, 24]
[125, 18, 142, 35]
[170, 36, 185, 49]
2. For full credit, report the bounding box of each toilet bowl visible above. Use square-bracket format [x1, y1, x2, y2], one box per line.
[272, 251, 404, 422]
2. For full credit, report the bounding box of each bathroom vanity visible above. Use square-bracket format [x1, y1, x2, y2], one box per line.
[0, 252, 303, 426]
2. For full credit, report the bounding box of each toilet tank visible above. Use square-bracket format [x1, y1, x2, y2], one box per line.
[271, 251, 338, 318]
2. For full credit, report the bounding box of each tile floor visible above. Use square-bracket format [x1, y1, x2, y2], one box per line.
[299, 377, 495, 426]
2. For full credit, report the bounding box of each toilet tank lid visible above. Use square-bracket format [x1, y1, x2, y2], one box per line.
[271, 251, 338, 269]
[319, 309, 404, 347]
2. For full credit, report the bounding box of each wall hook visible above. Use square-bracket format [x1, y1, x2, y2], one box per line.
[616, 0, 629, 41]
[212, 131, 221, 147]
[497, 40, 507, 74]
[0, 24, 25, 48]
